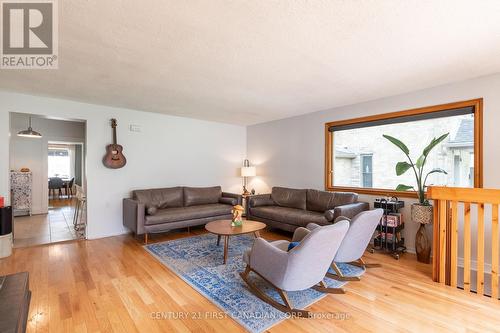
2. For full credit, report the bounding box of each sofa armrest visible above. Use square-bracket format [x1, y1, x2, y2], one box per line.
[325, 202, 369, 222]
[248, 194, 275, 208]
[123, 198, 146, 235]
[219, 197, 238, 205]
[222, 192, 242, 205]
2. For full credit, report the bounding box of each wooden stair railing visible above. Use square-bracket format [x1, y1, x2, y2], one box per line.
[428, 186, 500, 299]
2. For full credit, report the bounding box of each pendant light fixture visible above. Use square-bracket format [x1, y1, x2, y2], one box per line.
[17, 116, 42, 138]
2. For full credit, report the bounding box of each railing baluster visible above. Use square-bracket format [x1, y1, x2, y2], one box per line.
[432, 199, 441, 282]
[439, 200, 448, 284]
[463, 203, 471, 293]
[477, 204, 485, 296]
[450, 201, 458, 287]
[492, 204, 499, 300]
[428, 186, 500, 301]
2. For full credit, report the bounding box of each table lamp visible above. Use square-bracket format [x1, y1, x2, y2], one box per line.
[240, 159, 256, 195]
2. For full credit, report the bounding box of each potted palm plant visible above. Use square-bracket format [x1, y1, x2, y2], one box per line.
[383, 133, 449, 263]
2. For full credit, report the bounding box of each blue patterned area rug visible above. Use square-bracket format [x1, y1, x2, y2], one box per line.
[144, 234, 350, 333]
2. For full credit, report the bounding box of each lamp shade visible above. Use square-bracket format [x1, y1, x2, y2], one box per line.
[241, 166, 256, 177]
[17, 128, 42, 138]
[17, 116, 42, 138]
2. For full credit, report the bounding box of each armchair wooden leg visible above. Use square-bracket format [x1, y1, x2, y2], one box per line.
[312, 280, 346, 294]
[277, 289, 292, 309]
[360, 257, 381, 268]
[349, 258, 381, 269]
[326, 263, 361, 281]
[241, 264, 251, 279]
[144, 233, 148, 244]
[239, 265, 311, 318]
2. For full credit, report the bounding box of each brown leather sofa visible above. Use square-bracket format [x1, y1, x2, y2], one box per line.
[123, 186, 241, 242]
[247, 187, 369, 232]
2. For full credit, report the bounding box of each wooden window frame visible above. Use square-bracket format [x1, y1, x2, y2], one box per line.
[325, 98, 483, 198]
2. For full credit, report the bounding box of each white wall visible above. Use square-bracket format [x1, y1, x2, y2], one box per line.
[247, 73, 500, 254]
[0, 92, 246, 239]
[9, 113, 86, 214]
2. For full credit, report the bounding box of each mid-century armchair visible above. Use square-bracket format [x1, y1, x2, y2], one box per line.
[307, 209, 384, 281]
[240, 220, 350, 316]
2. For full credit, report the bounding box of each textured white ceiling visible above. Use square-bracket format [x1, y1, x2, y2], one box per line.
[1, 1, 500, 125]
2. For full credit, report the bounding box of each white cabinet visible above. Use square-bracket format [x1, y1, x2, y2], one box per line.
[10, 172, 32, 216]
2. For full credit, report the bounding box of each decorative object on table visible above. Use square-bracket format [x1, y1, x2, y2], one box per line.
[251, 188, 255, 195]
[103, 118, 127, 169]
[372, 197, 406, 259]
[231, 205, 244, 226]
[145, 234, 348, 333]
[10, 171, 32, 216]
[205, 219, 266, 264]
[17, 116, 42, 138]
[240, 159, 256, 195]
[20, 168, 30, 173]
[383, 132, 449, 264]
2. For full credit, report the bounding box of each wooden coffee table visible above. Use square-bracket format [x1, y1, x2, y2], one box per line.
[205, 219, 266, 264]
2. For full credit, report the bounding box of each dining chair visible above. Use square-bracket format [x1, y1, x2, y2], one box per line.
[66, 178, 75, 198]
[48, 177, 64, 199]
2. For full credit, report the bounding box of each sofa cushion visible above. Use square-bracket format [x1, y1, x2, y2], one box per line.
[271, 187, 307, 210]
[133, 187, 183, 209]
[306, 189, 336, 212]
[249, 206, 328, 227]
[184, 186, 222, 207]
[145, 203, 231, 225]
[333, 192, 358, 207]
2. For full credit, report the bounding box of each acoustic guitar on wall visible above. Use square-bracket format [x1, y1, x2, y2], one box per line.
[103, 118, 127, 169]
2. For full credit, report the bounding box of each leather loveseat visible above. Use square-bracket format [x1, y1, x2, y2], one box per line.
[123, 186, 241, 242]
[247, 187, 369, 232]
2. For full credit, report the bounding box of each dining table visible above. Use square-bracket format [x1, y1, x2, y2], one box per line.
[48, 178, 72, 197]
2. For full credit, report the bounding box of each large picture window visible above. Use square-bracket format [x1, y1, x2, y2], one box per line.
[48, 147, 71, 179]
[325, 99, 483, 197]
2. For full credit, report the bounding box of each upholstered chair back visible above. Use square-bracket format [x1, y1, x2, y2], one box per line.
[334, 209, 384, 263]
[281, 220, 349, 290]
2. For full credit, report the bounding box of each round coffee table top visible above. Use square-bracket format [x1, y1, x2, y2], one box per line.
[205, 220, 266, 236]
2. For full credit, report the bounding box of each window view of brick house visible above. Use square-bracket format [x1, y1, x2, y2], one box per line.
[332, 114, 474, 189]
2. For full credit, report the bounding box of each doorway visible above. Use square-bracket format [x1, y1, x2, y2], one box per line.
[9, 113, 87, 248]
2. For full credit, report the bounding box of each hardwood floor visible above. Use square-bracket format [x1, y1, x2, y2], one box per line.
[13, 198, 78, 248]
[1, 227, 500, 333]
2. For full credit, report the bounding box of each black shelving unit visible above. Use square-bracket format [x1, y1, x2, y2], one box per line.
[370, 198, 406, 260]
